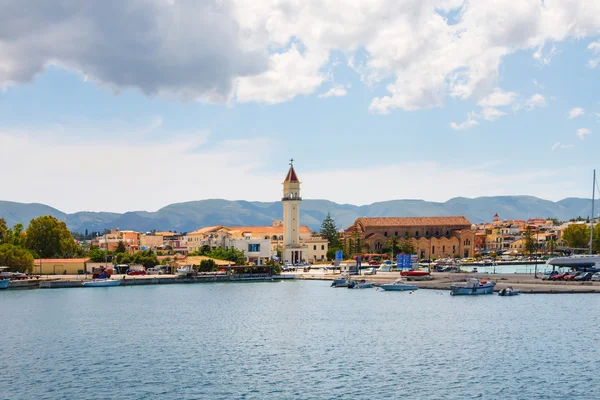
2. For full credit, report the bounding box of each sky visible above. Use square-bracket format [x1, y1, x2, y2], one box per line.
[0, 0, 599, 213]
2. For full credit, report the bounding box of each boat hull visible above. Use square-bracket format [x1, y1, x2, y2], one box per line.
[450, 282, 495, 295]
[0, 279, 10, 289]
[498, 289, 520, 296]
[379, 284, 418, 291]
[82, 279, 122, 287]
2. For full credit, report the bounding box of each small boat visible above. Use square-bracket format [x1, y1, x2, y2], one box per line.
[331, 276, 350, 287]
[400, 270, 431, 281]
[176, 266, 194, 277]
[379, 279, 418, 291]
[498, 287, 520, 296]
[347, 279, 375, 289]
[450, 278, 496, 295]
[82, 279, 122, 287]
[0, 279, 10, 290]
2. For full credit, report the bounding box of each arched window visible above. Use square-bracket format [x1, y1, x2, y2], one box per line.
[425, 231, 429, 237]
[415, 231, 419, 237]
[384, 232, 388, 237]
[446, 230, 449, 236]
[278, 235, 283, 240]
[435, 231, 439, 236]
[394, 231, 398, 237]
[272, 235, 277, 240]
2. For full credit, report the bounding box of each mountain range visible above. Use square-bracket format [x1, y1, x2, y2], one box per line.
[1, 196, 598, 234]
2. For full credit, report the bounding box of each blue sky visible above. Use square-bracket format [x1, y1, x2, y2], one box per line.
[0, 1, 599, 213]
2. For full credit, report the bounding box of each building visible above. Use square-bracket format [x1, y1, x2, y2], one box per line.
[345, 216, 475, 259]
[34, 258, 89, 275]
[281, 162, 308, 264]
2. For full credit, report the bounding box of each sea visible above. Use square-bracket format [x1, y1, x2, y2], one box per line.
[1, 280, 599, 399]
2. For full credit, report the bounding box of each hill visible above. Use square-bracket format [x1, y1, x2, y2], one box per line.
[1, 196, 598, 233]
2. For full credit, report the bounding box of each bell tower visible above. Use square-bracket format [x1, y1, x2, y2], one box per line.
[282, 159, 303, 264]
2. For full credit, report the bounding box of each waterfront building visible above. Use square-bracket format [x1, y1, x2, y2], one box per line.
[34, 258, 89, 275]
[345, 216, 475, 259]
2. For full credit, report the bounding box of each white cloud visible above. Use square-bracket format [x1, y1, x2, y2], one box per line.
[533, 45, 559, 65]
[532, 79, 544, 89]
[3, 1, 600, 111]
[568, 107, 585, 119]
[481, 107, 507, 121]
[449, 112, 479, 130]
[551, 142, 575, 151]
[576, 128, 592, 140]
[523, 94, 547, 110]
[587, 41, 600, 68]
[477, 88, 518, 108]
[318, 84, 349, 98]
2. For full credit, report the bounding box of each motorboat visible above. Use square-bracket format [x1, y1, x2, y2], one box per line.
[347, 279, 375, 289]
[379, 279, 418, 291]
[331, 276, 350, 287]
[0, 279, 10, 290]
[82, 279, 122, 287]
[450, 278, 496, 295]
[498, 287, 520, 296]
[400, 270, 431, 281]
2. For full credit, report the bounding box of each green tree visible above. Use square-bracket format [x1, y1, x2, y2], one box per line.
[386, 235, 399, 256]
[523, 226, 536, 256]
[320, 213, 340, 248]
[397, 237, 416, 254]
[0, 218, 8, 244]
[115, 240, 127, 253]
[24, 216, 79, 258]
[562, 224, 590, 249]
[593, 224, 600, 254]
[0, 243, 34, 272]
[199, 259, 217, 272]
[88, 248, 108, 262]
[546, 238, 557, 255]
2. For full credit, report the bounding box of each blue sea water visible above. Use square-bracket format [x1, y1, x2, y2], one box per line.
[1, 281, 599, 399]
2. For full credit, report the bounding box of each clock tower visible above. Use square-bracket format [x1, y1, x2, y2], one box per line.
[282, 159, 305, 264]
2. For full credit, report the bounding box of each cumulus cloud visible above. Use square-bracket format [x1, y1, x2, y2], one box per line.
[588, 41, 600, 68]
[318, 84, 349, 98]
[449, 112, 478, 130]
[477, 88, 518, 108]
[0, 0, 267, 101]
[481, 107, 507, 121]
[576, 128, 591, 140]
[2, 0, 600, 111]
[568, 107, 585, 118]
[523, 94, 547, 110]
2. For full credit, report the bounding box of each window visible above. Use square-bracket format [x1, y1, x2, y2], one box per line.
[313, 245, 317, 250]
[248, 243, 260, 252]
[384, 232, 388, 237]
[415, 231, 419, 237]
[446, 230, 449, 236]
[425, 231, 429, 237]
[395, 231, 398, 236]
[435, 231, 439, 236]
[432, 246, 435, 253]
[321, 245, 325, 250]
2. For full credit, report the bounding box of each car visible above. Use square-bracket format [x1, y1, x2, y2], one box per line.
[591, 273, 600, 282]
[368, 260, 381, 266]
[127, 269, 146, 276]
[146, 267, 163, 275]
[362, 267, 377, 275]
[542, 271, 559, 280]
[574, 272, 593, 281]
[549, 272, 569, 281]
[564, 272, 580, 281]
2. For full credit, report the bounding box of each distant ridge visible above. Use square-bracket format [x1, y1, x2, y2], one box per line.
[1, 196, 598, 233]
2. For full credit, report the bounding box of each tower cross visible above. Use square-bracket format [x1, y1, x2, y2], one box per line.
[289, 158, 294, 166]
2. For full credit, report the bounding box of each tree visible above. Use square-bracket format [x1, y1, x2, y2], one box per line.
[593, 224, 600, 254]
[562, 224, 590, 249]
[320, 213, 340, 248]
[0, 218, 7, 244]
[546, 238, 557, 255]
[523, 226, 536, 256]
[115, 240, 127, 253]
[0, 243, 34, 272]
[386, 235, 399, 257]
[397, 237, 416, 255]
[199, 259, 217, 272]
[88, 248, 108, 262]
[25, 216, 79, 258]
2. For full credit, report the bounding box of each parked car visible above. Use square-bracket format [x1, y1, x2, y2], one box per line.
[591, 273, 600, 282]
[368, 260, 381, 266]
[574, 272, 593, 281]
[542, 271, 559, 280]
[362, 267, 377, 275]
[146, 267, 163, 275]
[549, 272, 569, 281]
[127, 269, 146, 276]
[564, 272, 580, 281]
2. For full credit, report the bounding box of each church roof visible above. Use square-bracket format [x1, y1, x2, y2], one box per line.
[284, 165, 299, 183]
[356, 216, 472, 227]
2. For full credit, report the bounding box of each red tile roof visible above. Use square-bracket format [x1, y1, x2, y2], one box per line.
[228, 225, 311, 234]
[356, 216, 471, 227]
[188, 225, 223, 235]
[284, 166, 299, 183]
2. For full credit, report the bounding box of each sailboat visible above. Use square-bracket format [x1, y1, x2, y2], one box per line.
[548, 169, 600, 269]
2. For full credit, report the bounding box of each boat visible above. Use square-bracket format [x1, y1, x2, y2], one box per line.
[176, 265, 194, 277]
[498, 287, 520, 296]
[0, 279, 10, 290]
[331, 276, 350, 287]
[347, 279, 375, 289]
[450, 278, 496, 295]
[379, 279, 418, 291]
[82, 279, 122, 287]
[400, 270, 431, 281]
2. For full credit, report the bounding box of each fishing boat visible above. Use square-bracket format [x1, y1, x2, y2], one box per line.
[379, 279, 418, 291]
[0, 279, 10, 290]
[347, 279, 375, 289]
[498, 287, 520, 296]
[450, 278, 495, 295]
[331, 276, 350, 287]
[82, 279, 122, 287]
[400, 270, 431, 281]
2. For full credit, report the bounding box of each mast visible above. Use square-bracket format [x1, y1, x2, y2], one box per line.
[591, 169, 596, 255]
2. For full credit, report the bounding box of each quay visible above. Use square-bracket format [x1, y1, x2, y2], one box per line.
[295, 271, 600, 294]
[5, 274, 295, 290]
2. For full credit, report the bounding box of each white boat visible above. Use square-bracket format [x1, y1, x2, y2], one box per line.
[498, 287, 520, 296]
[82, 279, 122, 287]
[347, 279, 375, 289]
[450, 278, 495, 295]
[331, 276, 350, 287]
[176, 266, 193, 277]
[0, 279, 10, 290]
[379, 279, 418, 291]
